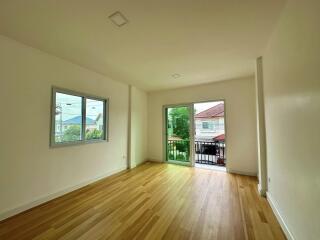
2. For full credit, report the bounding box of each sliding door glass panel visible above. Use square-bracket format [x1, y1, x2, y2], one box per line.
[166, 106, 191, 163]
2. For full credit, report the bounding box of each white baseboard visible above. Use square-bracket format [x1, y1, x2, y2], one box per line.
[227, 169, 257, 176]
[0, 166, 127, 221]
[130, 159, 148, 169]
[266, 192, 295, 240]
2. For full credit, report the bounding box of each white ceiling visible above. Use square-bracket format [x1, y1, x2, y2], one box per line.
[0, 0, 286, 91]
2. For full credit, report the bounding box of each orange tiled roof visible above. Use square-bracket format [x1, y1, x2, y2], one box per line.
[195, 103, 224, 118]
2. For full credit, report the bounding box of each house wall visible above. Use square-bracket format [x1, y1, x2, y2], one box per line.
[195, 117, 224, 139]
[0, 35, 147, 220]
[147, 76, 258, 175]
[130, 86, 148, 168]
[262, 0, 320, 239]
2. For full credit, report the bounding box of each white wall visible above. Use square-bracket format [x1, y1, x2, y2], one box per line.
[263, 0, 320, 239]
[147, 77, 258, 175]
[130, 86, 148, 167]
[0, 35, 147, 219]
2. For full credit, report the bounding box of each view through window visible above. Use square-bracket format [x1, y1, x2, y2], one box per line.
[85, 99, 105, 140]
[166, 106, 190, 162]
[52, 88, 107, 146]
[55, 92, 82, 143]
[194, 101, 226, 168]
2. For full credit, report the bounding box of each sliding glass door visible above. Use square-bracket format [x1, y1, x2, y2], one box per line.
[164, 105, 192, 165]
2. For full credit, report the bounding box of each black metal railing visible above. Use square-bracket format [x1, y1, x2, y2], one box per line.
[195, 141, 226, 166]
[167, 139, 226, 166]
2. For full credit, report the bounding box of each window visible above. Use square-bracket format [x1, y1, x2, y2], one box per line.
[202, 122, 209, 129]
[51, 87, 108, 146]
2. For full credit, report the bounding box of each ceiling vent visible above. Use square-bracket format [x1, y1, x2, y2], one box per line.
[109, 11, 128, 27]
[172, 73, 181, 79]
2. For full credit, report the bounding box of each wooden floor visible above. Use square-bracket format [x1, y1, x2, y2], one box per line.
[0, 163, 286, 240]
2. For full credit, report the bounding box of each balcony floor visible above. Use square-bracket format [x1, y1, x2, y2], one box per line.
[194, 163, 226, 172]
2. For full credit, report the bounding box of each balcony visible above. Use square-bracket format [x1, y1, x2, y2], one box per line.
[195, 141, 226, 166]
[167, 140, 226, 166]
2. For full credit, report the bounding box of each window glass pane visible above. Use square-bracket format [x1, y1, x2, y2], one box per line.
[202, 122, 209, 129]
[166, 106, 190, 162]
[85, 99, 105, 140]
[55, 92, 82, 143]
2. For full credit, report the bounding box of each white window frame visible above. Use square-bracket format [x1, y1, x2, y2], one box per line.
[50, 87, 109, 147]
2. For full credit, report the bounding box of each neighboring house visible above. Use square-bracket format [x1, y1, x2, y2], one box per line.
[195, 103, 225, 141]
[95, 113, 104, 131]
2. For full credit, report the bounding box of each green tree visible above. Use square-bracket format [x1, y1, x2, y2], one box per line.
[169, 107, 190, 140]
[62, 125, 81, 141]
[86, 129, 103, 140]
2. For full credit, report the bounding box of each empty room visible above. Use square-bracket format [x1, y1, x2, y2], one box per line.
[0, 1, 319, 239]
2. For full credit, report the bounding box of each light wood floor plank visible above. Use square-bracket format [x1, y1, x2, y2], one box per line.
[0, 162, 286, 240]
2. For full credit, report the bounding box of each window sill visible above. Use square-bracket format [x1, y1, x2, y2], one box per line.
[50, 139, 108, 148]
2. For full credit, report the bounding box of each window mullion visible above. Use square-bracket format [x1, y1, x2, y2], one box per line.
[51, 88, 57, 145]
[82, 97, 86, 141]
[103, 100, 107, 140]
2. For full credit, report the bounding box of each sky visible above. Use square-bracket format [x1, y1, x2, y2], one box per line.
[56, 92, 103, 121]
